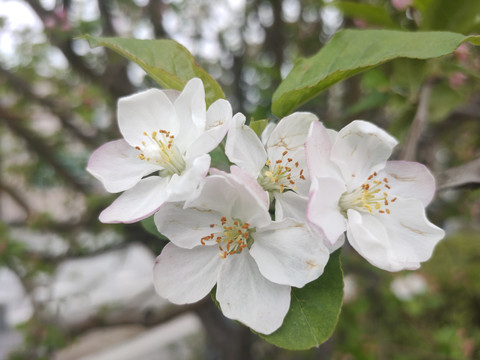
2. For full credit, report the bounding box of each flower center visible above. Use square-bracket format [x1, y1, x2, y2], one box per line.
[339, 171, 397, 215]
[135, 130, 186, 176]
[200, 216, 254, 259]
[257, 150, 306, 194]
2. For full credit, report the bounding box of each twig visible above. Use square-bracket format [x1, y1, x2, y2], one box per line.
[0, 180, 31, 217]
[0, 106, 89, 194]
[436, 158, 480, 191]
[399, 81, 433, 161]
[0, 66, 99, 148]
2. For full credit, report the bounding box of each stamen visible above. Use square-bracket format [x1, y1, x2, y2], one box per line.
[135, 129, 186, 175]
[257, 150, 306, 194]
[200, 216, 253, 259]
[339, 171, 394, 216]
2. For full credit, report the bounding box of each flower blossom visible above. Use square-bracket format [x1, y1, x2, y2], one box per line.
[153, 171, 329, 334]
[225, 112, 317, 221]
[306, 120, 445, 271]
[87, 78, 232, 223]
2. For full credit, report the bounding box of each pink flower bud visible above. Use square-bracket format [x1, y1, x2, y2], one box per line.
[391, 0, 412, 11]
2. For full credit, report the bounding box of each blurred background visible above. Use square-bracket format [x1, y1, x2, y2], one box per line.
[0, 0, 479, 359]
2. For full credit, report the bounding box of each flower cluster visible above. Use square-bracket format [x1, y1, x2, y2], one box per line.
[87, 78, 445, 335]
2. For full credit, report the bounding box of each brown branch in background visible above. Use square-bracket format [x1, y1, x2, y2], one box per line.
[24, 0, 135, 99]
[399, 81, 434, 161]
[24, 0, 98, 85]
[148, 0, 167, 38]
[194, 299, 253, 360]
[0, 107, 89, 194]
[265, 0, 285, 77]
[0, 180, 31, 216]
[66, 297, 208, 337]
[436, 158, 480, 191]
[0, 67, 99, 148]
[97, 0, 116, 36]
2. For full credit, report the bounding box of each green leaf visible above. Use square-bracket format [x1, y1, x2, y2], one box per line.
[249, 119, 268, 138]
[346, 91, 390, 117]
[141, 216, 165, 239]
[81, 35, 225, 106]
[209, 143, 231, 171]
[428, 83, 465, 123]
[331, 2, 400, 29]
[272, 29, 480, 117]
[420, 0, 480, 34]
[260, 249, 344, 350]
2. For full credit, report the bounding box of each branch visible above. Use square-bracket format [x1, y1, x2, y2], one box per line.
[399, 81, 433, 161]
[65, 297, 208, 337]
[0, 180, 31, 216]
[436, 158, 480, 191]
[0, 66, 99, 148]
[193, 299, 253, 360]
[24, 0, 135, 99]
[0, 106, 89, 194]
[97, 0, 116, 36]
[148, 0, 167, 38]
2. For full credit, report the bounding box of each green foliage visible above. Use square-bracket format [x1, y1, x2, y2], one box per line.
[331, 231, 480, 359]
[141, 216, 164, 239]
[331, 2, 400, 29]
[82, 35, 225, 106]
[259, 250, 344, 350]
[249, 119, 269, 138]
[272, 29, 480, 117]
[420, 0, 480, 33]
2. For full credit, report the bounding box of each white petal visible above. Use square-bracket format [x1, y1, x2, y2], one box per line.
[185, 174, 236, 216]
[305, 121, 342, 181]
[187, 174, 271, 228]
[186, 99, 232, 158]
[261, 122, 275, 145]
[162, 89, 180, 103]
[230, 166, 269, 209]
[251, 218, 330, 288]
[307, 177, 347, 245]
[346, 210, 395, 270]
[167, 154, 210, 202]
[266, 112, 318, 162]
[347, 197, 444, 271]
[206, 99, 233, 130]
[153, 243, 222, 304]
[274, 191, 308, 221]
[381, 198, 444, 268]
[87, 139, 160, 193]
[174, 78, 206, 151]
[99, 176, 169, 224]
[216, 251, 290, 335]
[380, 160, 436, 206]
[154, 202, 223, 249]
[330, 120, 398, 190]
[118, 88, 178, 147]
[225, 113, 267, 177]
[324, 232, 346, 253]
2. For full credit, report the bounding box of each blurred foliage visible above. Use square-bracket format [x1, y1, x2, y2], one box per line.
[0, 0, 479, 359]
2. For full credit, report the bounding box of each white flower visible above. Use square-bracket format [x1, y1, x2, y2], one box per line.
[390, 273, 428, 301]
[153, 172, 329, 335]
[225, 112, 317, 221]
[306, 120, 445, 271]
[87, 78, 232, 223]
